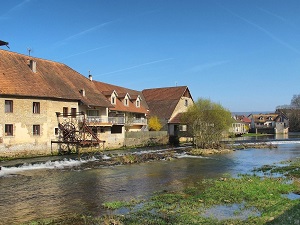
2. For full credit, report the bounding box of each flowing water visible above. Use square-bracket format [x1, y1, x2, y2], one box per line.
[1, 142, 300, 224]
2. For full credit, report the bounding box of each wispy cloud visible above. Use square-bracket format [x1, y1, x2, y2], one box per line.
[257, 7, 298, 30]
[57, 45, 111, 60]
[219, 5, 300, 55]
[257, 7, 287, 23]
[1, 0, 32, 19]
[54, 20, 116, 46]
[98, 58, 173, 76]
[189, 60, 230, 73]
[236, 14, 300, 54]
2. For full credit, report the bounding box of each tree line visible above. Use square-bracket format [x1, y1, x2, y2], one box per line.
[277, 94, 300, 132]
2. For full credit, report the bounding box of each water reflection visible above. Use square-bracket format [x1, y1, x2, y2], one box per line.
[1, 144, 300, 224]
[224, 132, 300, 142]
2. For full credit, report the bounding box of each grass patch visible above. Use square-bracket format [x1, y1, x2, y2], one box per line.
[102, 199, 141, 210]
[98, 174, 299, 224]
[254, 159, 300, 178]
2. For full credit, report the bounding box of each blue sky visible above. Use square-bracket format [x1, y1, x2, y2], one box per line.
[1, 0, 300, 112]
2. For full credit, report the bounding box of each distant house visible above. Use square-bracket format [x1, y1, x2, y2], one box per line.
[229, 115, 251, 135]
[142, 86, 194, 137]
[276, 108, 300, 132]
[248, 112, 289, 134]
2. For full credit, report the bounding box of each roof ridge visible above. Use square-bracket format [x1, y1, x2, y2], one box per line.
[143, 85, 187, 91]
[0, 49, 66, 66]
[94, 80, 142, 93]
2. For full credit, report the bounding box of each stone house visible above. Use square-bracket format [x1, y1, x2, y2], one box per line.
[0, 50, 195, 156]
[0, 50, 116, 156]
[229, 120, 247, 136]
[92, 81, 149, 145]
[229, 115, 251, 135]
[142, 86, 194, 137]
[248, 112, 289, 134]
[0, 50, 151, 156]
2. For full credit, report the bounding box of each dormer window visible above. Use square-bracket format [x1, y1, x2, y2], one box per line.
[136, 99, 140, 108]
[124, 98, 129, 106]
[121, 93, 130, 107]
[110, 90, 118, 105]
[111, 96, 116, 105]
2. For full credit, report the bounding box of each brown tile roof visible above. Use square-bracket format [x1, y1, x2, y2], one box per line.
[168, 113, 183, 124]
[142, 86, 191, 120]
[251, 113, 280, 123]
[93, 81, 148, 114]
[0, 50, 111, 107]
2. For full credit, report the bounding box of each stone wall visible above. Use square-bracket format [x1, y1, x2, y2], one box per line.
[0, 97, 78, 157]
[124, 131, 168, 147]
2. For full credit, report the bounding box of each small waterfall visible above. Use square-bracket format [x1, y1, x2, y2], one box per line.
[0, 157, 97, 177]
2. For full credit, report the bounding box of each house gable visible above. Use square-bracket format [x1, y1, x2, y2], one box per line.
[142, 86, 194, 124]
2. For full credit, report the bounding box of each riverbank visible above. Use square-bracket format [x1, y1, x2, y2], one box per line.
[1, 142, 278, 169]
[23, 158, 300, 225]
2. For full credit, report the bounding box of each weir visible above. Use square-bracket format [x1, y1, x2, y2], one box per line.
[51, 111, 105, 154]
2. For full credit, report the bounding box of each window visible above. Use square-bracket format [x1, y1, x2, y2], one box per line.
[5, 100, 13, 113]
[111, 96, 116, 104]
[111, 125, 122, 133]
[124, 98, 128, 106]
[185, 99, 188, 107]
[179, 125, 187, 131]
[87, 110, 99, 117]
[136, 99, 140, 107]
[5, 124, 13, 136]
[33, 125, 40, 135]
[63, 107, 68, 117]
[54, 128, 59, 135]
[33, 102, 40, 114]
[71, 108, 76, 118]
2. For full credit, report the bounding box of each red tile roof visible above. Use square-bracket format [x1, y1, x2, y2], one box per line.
[94, 81, 148, 114]
[142, 86, 192, 120]
[236, 115, 251, 123]
[0, 50, 111, 107]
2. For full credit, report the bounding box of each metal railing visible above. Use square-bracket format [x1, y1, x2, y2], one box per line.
[85, 116, 147, 125]
[131, 118, 147, 125]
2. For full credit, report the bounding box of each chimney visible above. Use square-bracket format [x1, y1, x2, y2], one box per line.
[29, 60, 37, 73]
[80, 89, 86, 97]
[88, 70, 92, 81]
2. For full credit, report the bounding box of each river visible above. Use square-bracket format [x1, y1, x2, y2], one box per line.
[1, 140, 300, 224]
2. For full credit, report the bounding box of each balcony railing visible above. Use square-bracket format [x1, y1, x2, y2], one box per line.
[131, 118, 147, 125]
[85, 116, 147, 125]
